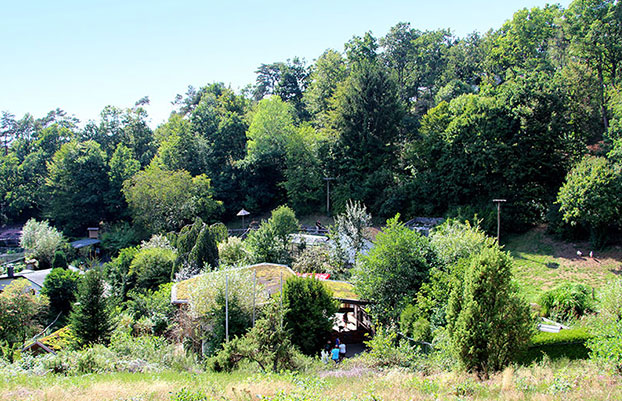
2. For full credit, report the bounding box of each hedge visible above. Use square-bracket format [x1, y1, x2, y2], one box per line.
[516, 327, 592, 364]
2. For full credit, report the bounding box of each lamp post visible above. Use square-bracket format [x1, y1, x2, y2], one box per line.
[237, 209, 250, 230]
[492, 199, 507, 243]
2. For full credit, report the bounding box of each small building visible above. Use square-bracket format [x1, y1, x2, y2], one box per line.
[171, 263, 372, 342]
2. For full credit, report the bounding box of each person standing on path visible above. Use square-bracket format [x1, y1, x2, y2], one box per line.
[331, 345, 340, 364]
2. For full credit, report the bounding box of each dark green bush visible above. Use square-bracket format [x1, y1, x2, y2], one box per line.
[52, 250, 68, 269]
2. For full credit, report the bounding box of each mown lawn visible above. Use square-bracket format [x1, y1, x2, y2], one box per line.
[505, 228, 622, 303]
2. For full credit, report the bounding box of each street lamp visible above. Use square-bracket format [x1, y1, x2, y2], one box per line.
[492, 199, 507, 243]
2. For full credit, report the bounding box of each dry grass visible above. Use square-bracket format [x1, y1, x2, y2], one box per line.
[0, 359, 620, 400]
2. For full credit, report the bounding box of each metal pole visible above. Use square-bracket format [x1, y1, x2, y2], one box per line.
[493, 199, 506, 243]
[252, 270, 257, 327]
[280, 272, 283, 329]
[324, 177, 335, 215]
[225, 274, 229, 343]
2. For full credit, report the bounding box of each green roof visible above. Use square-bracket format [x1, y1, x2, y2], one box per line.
[172, 263, 361, 303]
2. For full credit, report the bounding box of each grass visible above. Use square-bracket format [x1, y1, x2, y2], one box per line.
[0, 359, 620, 400]
[504, 228, 622, 303]
[174, 263, 360, 303]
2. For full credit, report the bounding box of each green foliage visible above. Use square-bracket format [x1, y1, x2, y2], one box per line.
[328, 200, 372, 269]
[204, 291, 252, 356]
[211, 301, 299, 373]
[246, 206, 299, 265]
[446, 247, 533, 376]
[129, 247, 177, 291]
[188, 224, 218, 270]
[123, 164, 222, 234]
[0, 280, 49, 345]
[45, 140, 109, 235]
[19, 218, 65, 270]
[104, 246, 140, 300]
[363, 325, 419, 368]
[556, 156, 622, 247]
[353, 214, 435, 324]
[292, 246, 331, 274]
[52, 250, 68, 269]
[400, 304, 432, 343]
[170, 388, 210, 401]
[538, 283, 595, 323]
[41, 268, 80, 322]
[217, 236, 250, 267]
[100, 222, 142, 256]
[124, 283, 176, 336]
[283, 276, 338, 355]
[588, 278, 622, 373]
[70, 268, 112, 346]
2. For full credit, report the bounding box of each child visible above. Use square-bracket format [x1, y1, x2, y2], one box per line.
[339, 342, 346, 360]
[331, 345, 340, 364]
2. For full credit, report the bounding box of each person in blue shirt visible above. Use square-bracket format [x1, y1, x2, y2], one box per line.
[331, 345, 340, 364]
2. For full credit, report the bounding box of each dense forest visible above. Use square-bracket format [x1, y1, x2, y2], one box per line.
[1, 0, 622, 245]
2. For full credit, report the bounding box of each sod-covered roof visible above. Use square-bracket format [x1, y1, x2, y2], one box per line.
[171, 263, 361, 304]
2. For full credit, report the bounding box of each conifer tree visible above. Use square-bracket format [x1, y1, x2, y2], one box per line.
[70, 268, 112, 346]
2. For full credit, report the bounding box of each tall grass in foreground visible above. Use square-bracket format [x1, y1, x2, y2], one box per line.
[0, 358, 620, 400]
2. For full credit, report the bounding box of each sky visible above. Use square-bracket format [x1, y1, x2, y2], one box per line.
[1, 0, 572, 128]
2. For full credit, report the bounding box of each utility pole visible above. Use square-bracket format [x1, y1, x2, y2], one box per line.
[493, 199, 507, 243]
[324, 177, 335, 215]
[225, 274, 229, 342]
[252, 270, 256, 327]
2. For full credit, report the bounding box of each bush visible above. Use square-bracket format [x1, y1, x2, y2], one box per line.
[587, 279, 622, 373]
[41, 268, 80, 323]
[52, 250, 68, 269]
[100, 222, 142, 255]
[218, 236, 250, 267]
[353, 214, 435, 325]
[20, 219, 65, 270]
[70, 268, 112, 346]
[446, 247, 533, 376]
[538, 283, 595, 323]
[129, 247, 177, 291]
[362, 326, 419, 368]
[283, 276, 338, 355]
[292, 246, 331, 274]
[124, 283, 176, 336]
[211, 301, 300, 372]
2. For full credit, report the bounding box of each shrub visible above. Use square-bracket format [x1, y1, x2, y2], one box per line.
[292, 246, 331, 274]
[104, 246, 140, 300]
[20, 219, 65, 270]
[218, 236, 250, 267]
[211, 301, 300, 372]
[52, 250, 68, 269]
[446, 247, 533, 376]
[124, 283, 176, 336]
[41, 268, 80, 323]
[0, 280, 49, 345]
[283, 276, 338, 355]
[363, 326, 419, 368]
[129, 247, 177, 291]
[70, 268, 112, 346]
[100, 222, 141, 255]
[587, 279, 622, 373]
[539, 283, 595, 323]
[353, 214, 435, 325]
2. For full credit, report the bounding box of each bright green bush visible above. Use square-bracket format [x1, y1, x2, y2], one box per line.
[217, 236, 250, 267]
[538, 283, 595, 323]
[129, 247, 177, 291]
[588, 279, 622, 373]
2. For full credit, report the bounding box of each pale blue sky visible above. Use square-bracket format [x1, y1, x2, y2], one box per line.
[1, 0, 571, 128]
